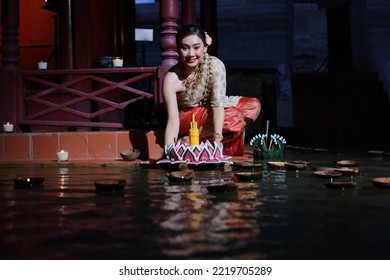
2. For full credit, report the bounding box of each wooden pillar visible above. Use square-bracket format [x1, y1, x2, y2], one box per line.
[200, 0, 217, 56]
[0, 0, 20, 125]
[58, 0, 73, 69]
[1, 0, 20, 72]
[160, 0, 179, 67]
[158, 0, 178, 105]
[124, 0, 137, 67]
[182, 0, 196, 26]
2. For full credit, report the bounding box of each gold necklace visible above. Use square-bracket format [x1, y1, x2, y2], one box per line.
[184, 72, 196, 85]
[181, 53, 208, 89]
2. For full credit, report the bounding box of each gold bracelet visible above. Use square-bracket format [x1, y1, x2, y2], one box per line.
[213, 133, 223, 140]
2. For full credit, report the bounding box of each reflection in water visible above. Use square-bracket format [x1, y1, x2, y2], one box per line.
[2, 151, 390, 259]
[159, 174, 263, 258]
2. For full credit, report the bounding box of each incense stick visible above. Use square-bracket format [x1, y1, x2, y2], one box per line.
[265, 120, 269, 147]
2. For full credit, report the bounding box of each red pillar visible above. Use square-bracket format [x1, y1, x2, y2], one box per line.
[182, 0, 196, 26]
[0, 0, 20, 126]
[58, 0, 73, 69]
[158, 0, 179, 105]
[160, 0, 179, 67]
[1, 0, 20, 72]
[124, 0, 137, 67]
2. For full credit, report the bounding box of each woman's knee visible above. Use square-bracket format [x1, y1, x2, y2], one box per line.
[238, 97, 261, 123]
[223, 107, 245, 133]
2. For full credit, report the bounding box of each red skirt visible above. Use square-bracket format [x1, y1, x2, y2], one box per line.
[179, 97, 261, 156]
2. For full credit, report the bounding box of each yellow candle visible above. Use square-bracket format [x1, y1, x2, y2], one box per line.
[189, 113, 199, 146]
[268, 138, 273, 151]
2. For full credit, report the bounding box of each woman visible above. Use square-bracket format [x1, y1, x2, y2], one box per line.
[163, 24, 261, 156]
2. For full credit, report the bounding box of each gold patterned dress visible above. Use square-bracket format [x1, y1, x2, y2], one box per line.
[176, 53, 261, 156]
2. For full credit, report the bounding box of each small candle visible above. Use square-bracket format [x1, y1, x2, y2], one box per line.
[3, 122, 14, 133]
[189, 113, 199, 146]
[37, 61, 48, 70]
[112, 57, 123, 67]
[57, 150, 69, 162]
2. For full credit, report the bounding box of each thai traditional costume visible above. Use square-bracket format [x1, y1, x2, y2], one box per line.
[177, 53, 261, 156]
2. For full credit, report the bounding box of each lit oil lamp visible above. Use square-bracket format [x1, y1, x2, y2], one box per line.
[13, 177, 45, 188]
[57, 150, 69, 162]
[3, 122, 14, 133]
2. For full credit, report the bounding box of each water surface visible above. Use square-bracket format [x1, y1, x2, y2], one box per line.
[1, 150, 390, 259]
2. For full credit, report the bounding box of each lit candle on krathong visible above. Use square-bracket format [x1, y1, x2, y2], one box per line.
[189, 113, 199, 146]
[268, 138, 273, 151]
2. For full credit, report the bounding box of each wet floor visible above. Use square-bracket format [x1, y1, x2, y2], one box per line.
[1, 149, 390, 260]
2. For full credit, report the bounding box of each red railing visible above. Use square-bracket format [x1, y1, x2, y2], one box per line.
[18, 67, 161, 130]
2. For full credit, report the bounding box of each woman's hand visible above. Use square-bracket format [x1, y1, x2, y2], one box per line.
[213, 132, 223, 147]
[180, 136, 190, 146]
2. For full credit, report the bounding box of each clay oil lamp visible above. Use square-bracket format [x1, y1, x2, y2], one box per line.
[334, 160, 358, 167]
[13, 177, 45, 188]
[313, 170, 343, 181]
[372, 177, 390, 189]
[166, 170, 194, 183]
[284, 162, 307, 172]
[368, 150, 385, 156]
[266, 161, 287, 170]
[233, 161, 262, 170]
[120, 149, 141, 161]
[94, 179, 126, 192]
[324, 181, 357, 189]
[235, 171, 263, 181]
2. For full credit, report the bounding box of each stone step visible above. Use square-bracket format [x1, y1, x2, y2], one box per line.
[0, 130, 164, 162]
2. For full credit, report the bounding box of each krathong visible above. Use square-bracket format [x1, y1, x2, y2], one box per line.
[250, 133, 286, 159]
[157, 140, 232, 165]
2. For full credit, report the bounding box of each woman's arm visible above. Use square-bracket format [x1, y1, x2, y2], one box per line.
[163, 72, 180, 146]
[209, 57, 226, 144]
[212, 106, 224, 144]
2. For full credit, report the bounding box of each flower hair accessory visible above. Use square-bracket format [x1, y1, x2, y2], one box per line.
[205, 32, 212, 46]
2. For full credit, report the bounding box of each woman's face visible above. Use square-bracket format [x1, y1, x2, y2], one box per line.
[179, 34, 207, 68]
